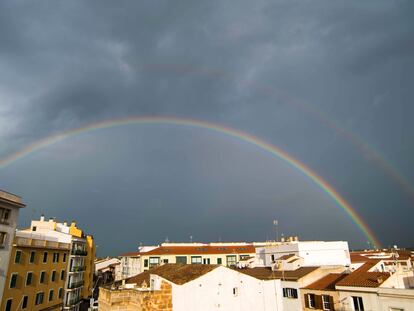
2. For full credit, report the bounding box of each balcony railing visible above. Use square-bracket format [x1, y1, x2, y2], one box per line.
[70, 266, 86, 272]
[14, 236, 71, 250]
[65, 297, 82, 306]
[71, 249, 88, 256]
[68, 280, 84, 289]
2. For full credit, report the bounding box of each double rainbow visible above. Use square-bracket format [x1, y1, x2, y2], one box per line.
[0, 116, 381, 247]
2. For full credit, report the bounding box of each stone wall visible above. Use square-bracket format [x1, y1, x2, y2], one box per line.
[99, 280, 172, 311]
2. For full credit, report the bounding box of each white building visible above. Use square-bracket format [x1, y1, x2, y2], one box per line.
[336, 260, 414, 310]
[257, 239, 351, 267]
[100, 263, 284, 311]
[0, 190, 25, 302]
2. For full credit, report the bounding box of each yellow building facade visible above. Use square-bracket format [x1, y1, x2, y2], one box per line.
[0, 235, 70, 311]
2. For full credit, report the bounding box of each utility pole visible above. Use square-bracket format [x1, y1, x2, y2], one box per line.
[273, 219, 278, 242]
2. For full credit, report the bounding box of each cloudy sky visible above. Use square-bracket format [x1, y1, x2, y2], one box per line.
[0, 1, 413, 255]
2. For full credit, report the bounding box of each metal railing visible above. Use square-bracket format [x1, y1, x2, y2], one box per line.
[71, 249, 88, 256]
[68, 280, 84, 289]
[15, 236, 71, 250]
[70, 266, 86, 272]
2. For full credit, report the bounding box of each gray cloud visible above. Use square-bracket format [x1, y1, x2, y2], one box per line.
[0, 0, 413, 254]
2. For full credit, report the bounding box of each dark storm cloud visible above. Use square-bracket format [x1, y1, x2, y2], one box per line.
[0, 0, 413, 253]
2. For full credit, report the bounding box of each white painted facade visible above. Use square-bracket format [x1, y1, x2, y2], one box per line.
[257, 240, 351, 268]
[0, 190, 24, 302]
[150, 266, 283, 311]
[337, 287, 414, 311]
[116, 254, 141, 280]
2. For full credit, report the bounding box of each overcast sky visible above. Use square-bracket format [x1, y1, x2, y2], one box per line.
[0, 1, 413, 255]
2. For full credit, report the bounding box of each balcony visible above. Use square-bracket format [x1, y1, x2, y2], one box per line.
[71, 249, 88, 256]
[14, 236, 71, 250]
[65, 297, 82, 307]
[68, 280, 84, 289]
[70, 266, 86, 272]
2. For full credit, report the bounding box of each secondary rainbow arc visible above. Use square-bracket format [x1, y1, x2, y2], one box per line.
[0, 116, 381, 248]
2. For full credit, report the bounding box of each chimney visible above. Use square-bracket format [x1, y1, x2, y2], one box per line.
[40, 215, 45, 221]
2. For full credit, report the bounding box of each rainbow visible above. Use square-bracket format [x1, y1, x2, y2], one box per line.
[143, 63, 414, 201]
[0, 116, 381, 247]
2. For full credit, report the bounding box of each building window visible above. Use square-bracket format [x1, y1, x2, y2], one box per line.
[10, 273, 18, 288]
[271, 254, 276, 262]
[233, 287, 238, 296]
[35, 292, 44, 305]
[226, 255, 237, 267]
[352, 296, 364, 311]
[26, 272, 33, 286]
[40, 271, 45, 284]
[306, 294, 316, 308]
[282, 288, 298, 299]
[61, 270, 65, 280]
[217, 258, 222, 265]
[322, 295, 332, 310]
[32, 226, 37, 231]
[149, 257, 160, 267]
[15, 250, 22, 263]
[176, 256, 187, 264]
[51, 270, 56, 282]
[163, 259, 169, 264]
[30, 251, 35, 264]
[240, 255, 250, 260]
[43, 252, 48, 263]
[63, 253, 67, 262]
[144, 259, 149, 268]
[58, 288, 63, 299]
[0, 208, 11, 224]
[49, 289, 54, 302]
[5, 299, 12, 311]
[0, 231, 7, 247]
[52, 252, 59, 262]
[191, 256, 202, 264]
[203, 258, 211, 264]
[22, 296, 28, 309]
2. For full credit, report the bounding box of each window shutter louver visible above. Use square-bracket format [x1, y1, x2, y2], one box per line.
[329, 295, 335, 311]
[315, 295, 323, 309]
[304, 294, 310, 308]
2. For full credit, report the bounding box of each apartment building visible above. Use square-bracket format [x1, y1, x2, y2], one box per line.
[0, 190, 25, 302]
[26, 216, 96, 311]
[0, 230, 71, 311]
[119, 242, 256, 276]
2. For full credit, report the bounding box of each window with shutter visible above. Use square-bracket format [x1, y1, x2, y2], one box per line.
[315, 295, 323, 309]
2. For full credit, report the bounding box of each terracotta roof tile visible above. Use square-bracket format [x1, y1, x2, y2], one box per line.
[277, 254, 296, 261]
[126, 264, 219, 285]
[305, 273, 348, 290]
[119, 251, 140, 257]
[233, 266, 319, 281]
[336, 262, 391, 288]
[142, 245, 256, 256]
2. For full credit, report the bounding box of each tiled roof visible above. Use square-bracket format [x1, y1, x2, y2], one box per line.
[234, 266, 319, 281]
[126, 264, 219, 285]
[142, 245, 256, 256]
[277, 254, 296, 261]
[336, 262, 391, 288]
[305, 273, 348, 290]
[350, 250, 414, 262]
[119, 251, 141, 257]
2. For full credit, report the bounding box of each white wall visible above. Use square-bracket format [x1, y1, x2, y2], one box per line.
[0, 206, 19, 302]
[258, 241, 350, 267]
[164, 266, 283, 311]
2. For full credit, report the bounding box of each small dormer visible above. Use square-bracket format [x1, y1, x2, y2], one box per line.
[272, 254, 304, 271]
